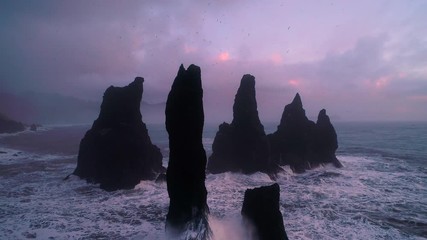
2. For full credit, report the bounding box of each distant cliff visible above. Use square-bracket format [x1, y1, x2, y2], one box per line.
[0, 113, 25, 134]
[0, 91, 165, 125]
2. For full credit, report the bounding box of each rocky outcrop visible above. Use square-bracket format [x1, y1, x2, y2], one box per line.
[73, 77, 163, 191]
[241, 183, 289, 240]
[268, 93, 314, 172]
[268, 93, 341, 172]
[312, 109, 343, 168]
[0, 113, 25, 134]
[207, 75, 272, 174]
[165, 64, 210, 238]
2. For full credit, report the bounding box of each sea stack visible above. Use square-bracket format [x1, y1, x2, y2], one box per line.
[207, 75, 272, 174]
[73, 77, 163, 191]
[165, 64, 210, 238]
[312, 109, 343, 168]
[268, 93, 314, 172]
[241, 183, 289, 240]
[268, 93, 341, 172]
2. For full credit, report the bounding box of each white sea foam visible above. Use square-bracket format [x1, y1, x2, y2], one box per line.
[1, 126, 426, 239]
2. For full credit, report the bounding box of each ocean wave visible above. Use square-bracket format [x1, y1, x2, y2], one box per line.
[0, 147, 425, 239]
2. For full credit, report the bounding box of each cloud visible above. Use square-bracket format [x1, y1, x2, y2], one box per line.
[0, 1, 426, 123]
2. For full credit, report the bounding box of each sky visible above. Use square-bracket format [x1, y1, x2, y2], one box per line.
[1, 0, 426, 123]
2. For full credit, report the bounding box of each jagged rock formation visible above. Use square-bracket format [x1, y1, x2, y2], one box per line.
[268, 93, 341, 172]
[241, 183, 289, 240]
[207, 75, 272, 174]
[0, 113, 25, 134]
[73, 77, 163, 191]
[268, 93, 314, 172]
[312, 109, 343, 168]
[165, 64, 210, 238]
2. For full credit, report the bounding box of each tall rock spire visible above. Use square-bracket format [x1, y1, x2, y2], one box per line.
[312, 109, 342, 168]
[207, 74, 272, 174]
[165, 64, 210, 239]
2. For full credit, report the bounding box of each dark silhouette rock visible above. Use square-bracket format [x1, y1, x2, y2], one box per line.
[268, 93, 314, 173]
[73, 77, 164, 191]
[207, 75, 272, 174]
[268, 93, 341, 172]
[312, 109, 343, 168]
[165, 64, 210, 238]
[241, 183, 289, 240]
[0, 113, 25, 134]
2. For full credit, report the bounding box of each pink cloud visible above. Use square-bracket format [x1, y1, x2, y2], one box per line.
[270, 53, 284, 65]
[288, 79, 300, 87]
[409, 95, 427, 101]
[374, 75, 391, 89]
[184, 44, 198, 54]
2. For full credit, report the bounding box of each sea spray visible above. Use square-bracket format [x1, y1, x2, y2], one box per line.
[209, 215, 256, 240]
[0, 122, 426, 239]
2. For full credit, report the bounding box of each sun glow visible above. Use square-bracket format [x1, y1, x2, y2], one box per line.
[288, 79, 300, 87]
[271, 53, 284, 65]
[218, 52, 230, 62]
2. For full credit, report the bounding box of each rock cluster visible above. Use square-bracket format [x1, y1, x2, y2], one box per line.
[207, 75, 272, 174]
[208, 75, 341, 174]
[268, 93, 342, 173]
[165, 64, 210, 238]
[241, 183, 289, 240]
[73, 77, 163, 191]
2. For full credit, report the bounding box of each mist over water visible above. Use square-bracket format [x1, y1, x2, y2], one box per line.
[0, 122, 426, 239]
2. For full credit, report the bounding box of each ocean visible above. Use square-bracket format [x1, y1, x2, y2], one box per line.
[0, 122, 426, 239]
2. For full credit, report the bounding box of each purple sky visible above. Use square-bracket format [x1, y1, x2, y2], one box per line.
[1, 0, 426, 123]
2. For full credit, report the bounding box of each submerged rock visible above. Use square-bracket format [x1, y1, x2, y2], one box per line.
[73, 77, 163, 191]
[165, 64, 210, 238]
[268, 93, 341, 172]
[0, 113, 25, 134]
[207, 75, 272, 174]
[30, 124, 38, 131]
[241, 183, 289, 240]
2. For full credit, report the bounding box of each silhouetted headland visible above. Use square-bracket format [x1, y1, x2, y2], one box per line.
[0, 113, 25, 134]
[268, 93, 342, 173]
[165, 64, 210, 238]
[73, 77, 164, 191]
[207, 75, 272, 174]
[241, 183, 289, 240]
